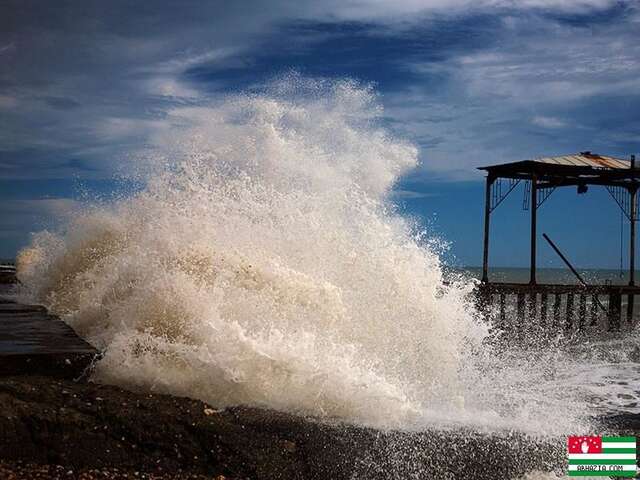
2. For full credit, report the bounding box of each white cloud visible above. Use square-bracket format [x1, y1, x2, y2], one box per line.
[1, 0, 637, 185]
[531, 115, 566, 128]
[382, 7, 640, 180]
[453, 20, 640, 104]
[302, 0, 623, 22]
[94, 117, 166, 142]
[0, 42, 15, 55]
[144, 48, 238, 76]
[143, 77, 202, 99]
[137, 48, 241, 99]
[0, 95, 18, 109]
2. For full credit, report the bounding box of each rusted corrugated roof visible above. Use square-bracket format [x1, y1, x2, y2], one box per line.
[479, 152, 630, 171]
[535, 153, 629, 169]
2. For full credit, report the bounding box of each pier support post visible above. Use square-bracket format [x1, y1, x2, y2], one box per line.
[590, 294, 599, 326]
[629, 155, 636, 322]
[630, 188, 636, 287]
[482, 175, 494, 283]
[552, 294, 561, 328]
[530, 174, 537, 285]
[566, 293, 574, 330]
[609, 291, 622, 331]
[540, 293, 548, 327]
[578, 294, 587, 330]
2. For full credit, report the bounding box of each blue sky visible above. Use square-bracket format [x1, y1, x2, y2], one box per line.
[1, 0, 639, 267]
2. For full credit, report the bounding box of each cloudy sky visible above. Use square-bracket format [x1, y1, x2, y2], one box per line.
[1, 0, 639, 268]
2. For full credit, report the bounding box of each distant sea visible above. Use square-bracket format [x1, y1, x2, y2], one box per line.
[3, 258, 636, 287]
[455, 266, 638, 286]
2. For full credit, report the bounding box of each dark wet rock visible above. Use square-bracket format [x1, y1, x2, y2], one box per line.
[0, 375, 578, 479]
[0, 264, 16, 285]
[0, 461, 227, 479]
[597, 412, 640, 435]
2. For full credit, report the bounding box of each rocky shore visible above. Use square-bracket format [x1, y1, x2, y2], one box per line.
[0, 374, 585, 480]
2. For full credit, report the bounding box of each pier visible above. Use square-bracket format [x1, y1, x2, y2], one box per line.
[0, 266, 98, 378]
[478, 152, 640, 332]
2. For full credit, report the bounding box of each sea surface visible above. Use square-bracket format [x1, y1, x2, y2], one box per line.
[461, 266, 640, 286]
[459, 267, 640, 419]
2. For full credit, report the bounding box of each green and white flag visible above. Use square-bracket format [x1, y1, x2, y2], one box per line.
[568, 436, 636, 477]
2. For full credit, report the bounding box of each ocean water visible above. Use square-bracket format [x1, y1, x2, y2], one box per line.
[462, 266, 640, 419]
[12, 77, 638, 477]
[462, 266, 639, 286]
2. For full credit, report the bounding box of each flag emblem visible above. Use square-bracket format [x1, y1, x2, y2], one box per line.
[567, 436, 636, 477]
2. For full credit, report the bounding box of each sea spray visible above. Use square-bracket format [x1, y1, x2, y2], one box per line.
[16, 78, 483, 427]
[15, 77, 600, 437]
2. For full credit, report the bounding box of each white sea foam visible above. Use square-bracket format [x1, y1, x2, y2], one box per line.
[15, 77, 596, 432]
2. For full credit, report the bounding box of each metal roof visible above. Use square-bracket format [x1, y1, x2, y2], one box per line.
[479, 152, 630, 171]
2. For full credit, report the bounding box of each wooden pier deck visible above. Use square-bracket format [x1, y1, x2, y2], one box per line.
[477, 281, 640, 333]
[0, 267, 98, 378]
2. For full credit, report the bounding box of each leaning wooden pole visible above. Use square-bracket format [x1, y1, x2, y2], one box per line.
[543, 233, 607, 315]
[543, 233, 587, 286]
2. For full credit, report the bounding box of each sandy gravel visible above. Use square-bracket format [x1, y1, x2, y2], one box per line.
[0, 461, 231, 480]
